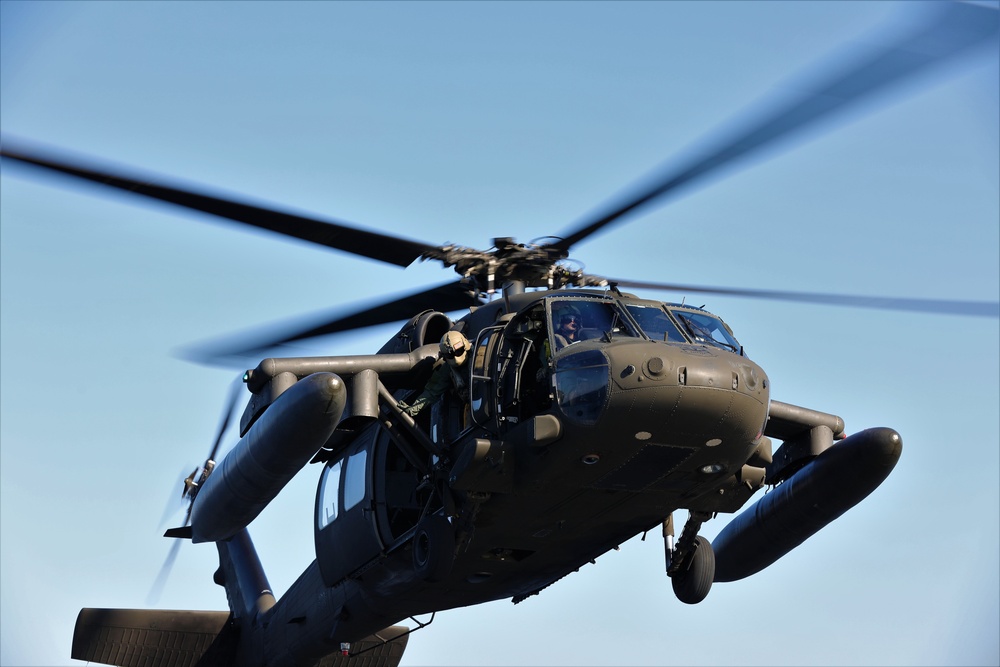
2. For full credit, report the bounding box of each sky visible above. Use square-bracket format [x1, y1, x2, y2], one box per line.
[1, 2, 998, 666]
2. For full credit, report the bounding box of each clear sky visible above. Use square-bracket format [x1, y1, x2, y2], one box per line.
[1, 2, 997, 666]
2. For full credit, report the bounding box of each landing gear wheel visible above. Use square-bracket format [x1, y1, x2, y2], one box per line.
[412, 515, 455, 582]
[671, 536, 715, 604]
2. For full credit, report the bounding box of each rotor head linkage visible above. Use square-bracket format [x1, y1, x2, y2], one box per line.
[421, 238, 606, 294]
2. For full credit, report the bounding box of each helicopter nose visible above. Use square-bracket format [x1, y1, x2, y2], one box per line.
[541, 342, 770, 497]
[604, 342, 770, 449]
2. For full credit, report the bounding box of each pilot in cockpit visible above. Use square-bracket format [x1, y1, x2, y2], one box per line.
[552, 304, 582, 350]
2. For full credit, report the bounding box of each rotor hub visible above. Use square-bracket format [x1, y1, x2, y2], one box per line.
[422, 238, 606, 293]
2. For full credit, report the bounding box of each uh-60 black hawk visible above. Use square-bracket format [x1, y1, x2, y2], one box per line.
[3, 4, 999, 667]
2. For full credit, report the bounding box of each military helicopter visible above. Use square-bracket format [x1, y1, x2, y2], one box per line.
[2, 4, 998, 667]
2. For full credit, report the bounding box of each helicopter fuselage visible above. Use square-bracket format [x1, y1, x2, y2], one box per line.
[217, 289, 774, 664]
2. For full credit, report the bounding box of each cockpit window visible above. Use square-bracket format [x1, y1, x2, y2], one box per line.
[669, 309, 741, 353]
[625, 304, 685, 343]
[548, 300, 635, 352]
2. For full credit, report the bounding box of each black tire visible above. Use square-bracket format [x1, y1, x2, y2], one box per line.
[412, 515, 456, 582]
[671, 536, 715, 604]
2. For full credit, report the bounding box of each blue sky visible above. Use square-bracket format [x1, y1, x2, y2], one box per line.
[1, 2, 997, 666]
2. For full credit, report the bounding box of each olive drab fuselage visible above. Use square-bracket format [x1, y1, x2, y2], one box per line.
[304, 289, 771, 637]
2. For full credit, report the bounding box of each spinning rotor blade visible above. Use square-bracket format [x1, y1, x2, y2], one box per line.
[147, 525, 185, 606]
[551, 2, 1000, 253]
[181, 280, 481, 364]
[610, 278, 1000, 318]
[0, 141, 437, 268]
[157, 465, 194, 530]
[148, 375, 245, 602]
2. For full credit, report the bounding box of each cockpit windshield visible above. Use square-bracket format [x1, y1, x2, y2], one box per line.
[548, 299, 635, 352]
[669, 309, 741, 353]
[625, 304, 685, 342]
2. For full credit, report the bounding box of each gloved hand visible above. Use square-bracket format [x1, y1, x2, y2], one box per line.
[397, 399, 423, 417]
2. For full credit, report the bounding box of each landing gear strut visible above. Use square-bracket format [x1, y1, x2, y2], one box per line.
[665, 511, 715, 604]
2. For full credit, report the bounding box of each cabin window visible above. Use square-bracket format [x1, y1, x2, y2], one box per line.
[343, 449, 368, 511]
[317, 461, 342, 529]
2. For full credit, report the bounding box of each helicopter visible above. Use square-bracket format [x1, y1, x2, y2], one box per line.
[1, 3, 998, 667]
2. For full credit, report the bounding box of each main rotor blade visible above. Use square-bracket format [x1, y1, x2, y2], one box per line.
[610, 278, 1000, 318]
[180, 280, 481, 364]
[0, 140, 438, 267]
[551, 2, 999, 253]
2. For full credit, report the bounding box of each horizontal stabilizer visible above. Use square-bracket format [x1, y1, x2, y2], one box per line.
[72, 608, 235, 667]
[73, 608, 410, 667]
